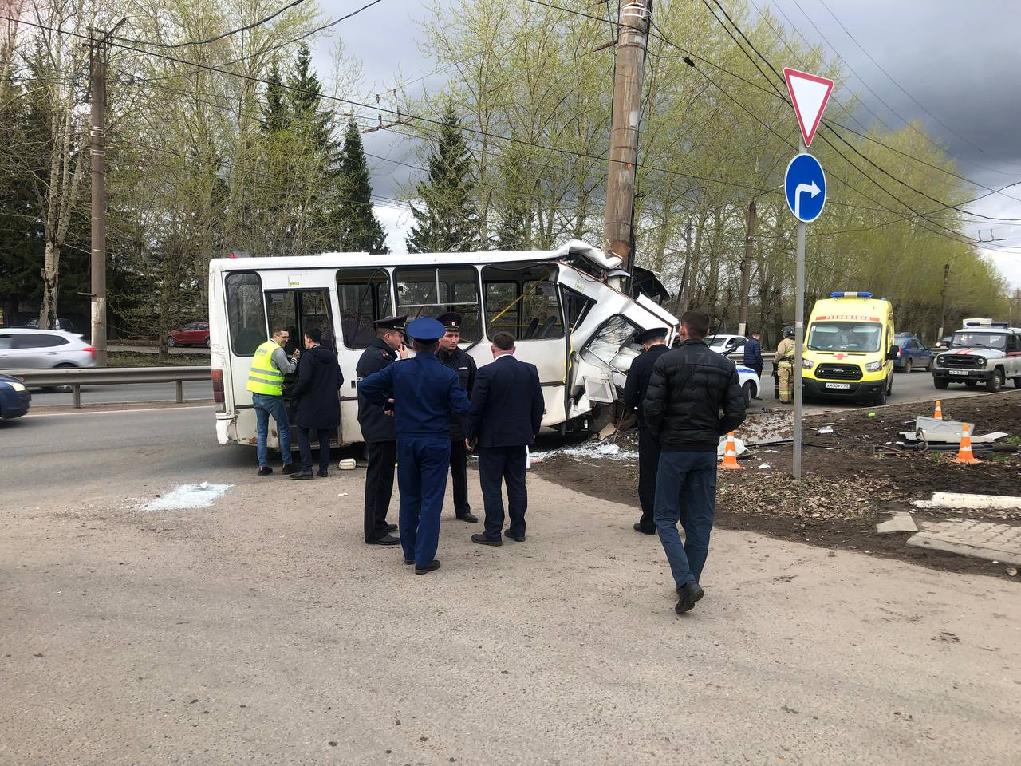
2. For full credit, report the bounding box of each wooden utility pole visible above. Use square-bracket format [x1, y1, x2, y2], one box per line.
[88, 19, 124, 366]
[938, 262, 950, 340]
[603, 0, 650, 272]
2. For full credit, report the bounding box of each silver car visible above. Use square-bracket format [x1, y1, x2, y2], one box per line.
[0, 329, 97, 369]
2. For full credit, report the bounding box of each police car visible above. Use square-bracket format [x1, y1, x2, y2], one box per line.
[735, 364, 761, 405]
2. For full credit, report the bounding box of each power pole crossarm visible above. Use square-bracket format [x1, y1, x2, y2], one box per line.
[603, 0, 650, 273]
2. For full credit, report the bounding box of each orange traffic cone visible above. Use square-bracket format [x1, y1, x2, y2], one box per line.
[954, 422, 981, 465]
[933, 399, 943, 419]
[721, 431, 742, 470]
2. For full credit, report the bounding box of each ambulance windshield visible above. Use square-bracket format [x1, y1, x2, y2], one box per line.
[807, 321, 882, 353]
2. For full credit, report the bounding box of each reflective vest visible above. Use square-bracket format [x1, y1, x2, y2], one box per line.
[246, 340, 285, 396]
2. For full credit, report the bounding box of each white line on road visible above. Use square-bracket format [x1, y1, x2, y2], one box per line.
[27, 404, 213, 418]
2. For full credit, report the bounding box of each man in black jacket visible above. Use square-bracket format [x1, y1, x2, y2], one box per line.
[644, 310, 746, 614]
[436, 312, 479, 523]
[466, 332, 544, 546]
[623, 326, 671, 535]
[290, 326, 343, 480]
[356, 315, 408, 546]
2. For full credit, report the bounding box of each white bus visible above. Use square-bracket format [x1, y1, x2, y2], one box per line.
[207, 240, 678, 448]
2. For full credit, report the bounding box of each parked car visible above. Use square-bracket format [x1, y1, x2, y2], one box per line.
[736, 364, 761, 405]
[0, 329, 97, 369]
[22, 317, 79, 333]
[892, 333, 933, 372]
[707, 333, 746, 360]
[0, 373, 31, 420]
[168, 321, 210, 348]
[931, 320, 1021, 392]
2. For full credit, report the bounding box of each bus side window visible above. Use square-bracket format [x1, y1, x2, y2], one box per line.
[481, 264, 563, 340]
[337, 268, 392, 349]
[560, 286, 595, 333]
[225, 272, 266, 356]
[395, 266, 482, 342]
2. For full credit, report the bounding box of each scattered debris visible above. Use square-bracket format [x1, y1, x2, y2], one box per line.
[143, 483, 232, 511]
[338, 459, 357, 470]
[758, 463, 771, 470]
[817, 425, 834, 434]
[876, 512, 918, 534]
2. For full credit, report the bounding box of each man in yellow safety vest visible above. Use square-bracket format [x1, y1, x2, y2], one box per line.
[247, 326, 299, 476]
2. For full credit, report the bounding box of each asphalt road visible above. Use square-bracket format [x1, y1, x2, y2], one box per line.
[1, 405, 1018, 764]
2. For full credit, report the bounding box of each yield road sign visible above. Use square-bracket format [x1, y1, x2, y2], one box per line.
[785, 154, 826, 223]
[783, 67, 834, 147]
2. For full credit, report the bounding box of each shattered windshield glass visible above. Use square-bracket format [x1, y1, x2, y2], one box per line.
[580, 315, 643, 373]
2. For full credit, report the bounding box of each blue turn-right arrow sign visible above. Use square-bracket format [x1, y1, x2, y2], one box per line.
[784, 153, 827, 223]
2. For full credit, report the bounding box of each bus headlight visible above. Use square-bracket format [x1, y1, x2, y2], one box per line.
[865, 361, 882, 372]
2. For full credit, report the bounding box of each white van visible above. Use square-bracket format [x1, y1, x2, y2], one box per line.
[207, 241, 678, 448]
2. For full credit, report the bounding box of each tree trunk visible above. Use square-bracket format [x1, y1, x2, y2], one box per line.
[737, 197, 757, 333]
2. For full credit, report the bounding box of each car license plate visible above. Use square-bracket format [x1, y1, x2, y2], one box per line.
[825, 382, 851, 390]
[948, 370, 969, 376]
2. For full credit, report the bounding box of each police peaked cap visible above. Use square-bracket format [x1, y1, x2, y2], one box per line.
[436, 311, 463, 330]
[406, 317, 446, 343]
[374, 315, 407, 331]
[633, 326, 669, 344]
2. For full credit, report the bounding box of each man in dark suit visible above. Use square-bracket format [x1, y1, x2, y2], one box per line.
[622, 326, 671, 534]
[356, 315, 408, 546]
[466, 332, 544, 546]
[289, 325, 343, 479]
[435, 311, 479, 523]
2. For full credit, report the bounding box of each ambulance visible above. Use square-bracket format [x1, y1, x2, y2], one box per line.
[801, 291, 897, 404]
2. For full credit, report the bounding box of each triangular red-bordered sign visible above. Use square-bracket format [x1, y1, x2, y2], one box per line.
[783, 67, 834, 148]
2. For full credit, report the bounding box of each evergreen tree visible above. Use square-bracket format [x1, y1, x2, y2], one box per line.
[286, 43, 334, 152]
[406, 104, 480, 253]
[331, 120, 388, 253]
[261, 62, 288, 133]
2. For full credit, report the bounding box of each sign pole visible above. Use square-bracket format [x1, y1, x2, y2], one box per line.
[792, 137, 807, 480]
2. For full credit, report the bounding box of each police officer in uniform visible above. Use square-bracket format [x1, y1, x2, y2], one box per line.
[623, 327, 671, 535]
[358, 318, 471, 575]
[357, 316, 408, 546]
[435, 311, 479, 523]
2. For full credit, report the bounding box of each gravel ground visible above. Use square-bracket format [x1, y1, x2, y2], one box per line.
[2, 472, 1020, 764]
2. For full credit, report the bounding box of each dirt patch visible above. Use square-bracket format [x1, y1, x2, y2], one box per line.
[534, 391, 1021, 580]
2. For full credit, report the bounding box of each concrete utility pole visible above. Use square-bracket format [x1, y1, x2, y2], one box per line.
[88, 19, 124, 367]
[603, 0, 650, 272]
[938, 262, 950, 340]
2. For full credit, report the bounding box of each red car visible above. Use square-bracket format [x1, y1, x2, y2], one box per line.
[168, 322, 210, 348]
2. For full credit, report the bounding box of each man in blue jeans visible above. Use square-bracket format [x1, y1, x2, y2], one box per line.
[643, 310, 746, 614]
[247, 327, 299, 476]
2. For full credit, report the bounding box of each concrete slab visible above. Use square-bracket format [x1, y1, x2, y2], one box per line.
[876, 511, 918, 533]
[913, 492, 1021, 511]
[907, 519, 1021, 565]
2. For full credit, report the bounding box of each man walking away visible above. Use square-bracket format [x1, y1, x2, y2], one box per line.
[358, 318, 470, 574]
[357, 316, 408, 546]
[644, 310, 746, 614]
[436, 312, 479, 523]
[247, 327, 299, 476]
[466, 332, 544, 547]
[775, 326, 796, 404]
[743, 330, 764, 390]
[623, 326, 671, 535]
[289, 326, 343, 480]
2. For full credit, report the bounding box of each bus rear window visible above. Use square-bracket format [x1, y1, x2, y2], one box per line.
[225, 272, 266, 356]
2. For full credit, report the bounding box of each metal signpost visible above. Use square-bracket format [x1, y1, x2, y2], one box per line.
[782, 67, 834, 479]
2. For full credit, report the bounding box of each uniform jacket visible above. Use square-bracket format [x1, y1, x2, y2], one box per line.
[644, 339, 746, 452]
[437, 346, 477, 439]
[466, 355, 544, 448]
[623, 344, 670, 430]
[775, 337, 796, 363]
[357, 339, 398, 442]
[358, 351, 470, 438]
[743, 337, 763, 369]
[291, 345, 343, 429]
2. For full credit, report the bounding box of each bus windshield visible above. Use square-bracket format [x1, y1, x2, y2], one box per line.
[807, 321, 882, 353]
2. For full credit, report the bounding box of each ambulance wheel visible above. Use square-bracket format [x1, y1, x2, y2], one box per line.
[874, 381, 887, 405]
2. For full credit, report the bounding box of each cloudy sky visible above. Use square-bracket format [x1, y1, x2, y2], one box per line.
[311, 0, 1021, 285]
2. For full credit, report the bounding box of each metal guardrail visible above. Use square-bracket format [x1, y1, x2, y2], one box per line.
[7, 366, 211, 408]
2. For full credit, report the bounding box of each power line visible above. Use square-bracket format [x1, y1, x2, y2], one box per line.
[115, 0, 312, 49]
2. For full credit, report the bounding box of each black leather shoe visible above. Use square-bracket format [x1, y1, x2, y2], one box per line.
[368, 534, 400, 546]
[289, 471, 314, 480]
[471, 533, 502, 547]
[281, 463, 298, 475]
[633, 522, 656, 535]
[386, 523, 398, 533]
[257, 466, 272, 476]
[415, 560, 441, 575]
[505, 532, 526, 542]
[675, 582, 705, 614]
[317, 469, 328, 478]
[456, 512, 479, 523]
[403, 558, 414, 565]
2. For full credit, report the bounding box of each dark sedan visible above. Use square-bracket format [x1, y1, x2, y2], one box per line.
[0, 373, 31, 420]
[892, 334, 933, 372]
